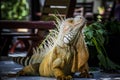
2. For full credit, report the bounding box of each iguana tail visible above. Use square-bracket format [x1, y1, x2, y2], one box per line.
[13, 56, 34, 66]
[13, 48, 45, 66]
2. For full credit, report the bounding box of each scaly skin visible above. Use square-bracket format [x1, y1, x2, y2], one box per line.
[16, 16, 90, 79]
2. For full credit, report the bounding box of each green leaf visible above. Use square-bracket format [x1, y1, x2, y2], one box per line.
[84, 21, 120, 70]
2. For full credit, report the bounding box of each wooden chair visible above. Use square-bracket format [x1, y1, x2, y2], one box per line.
[33, 0, 76, 46]
[75, 2, 94, 16]
[40, 0, 76, 20]
[74, 2, 94, 24]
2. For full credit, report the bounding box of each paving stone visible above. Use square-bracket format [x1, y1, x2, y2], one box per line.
[0, 57, 120, 80]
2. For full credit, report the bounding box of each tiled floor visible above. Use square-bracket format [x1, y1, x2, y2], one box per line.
[0, 55, 120, 80]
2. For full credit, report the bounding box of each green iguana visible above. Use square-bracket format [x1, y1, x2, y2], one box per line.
[13, 16, 90, 79]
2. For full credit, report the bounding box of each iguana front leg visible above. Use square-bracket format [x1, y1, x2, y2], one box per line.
[17, 63, 40, 76]
[79, 63, 90, 78]
[52, 58, 72, 80]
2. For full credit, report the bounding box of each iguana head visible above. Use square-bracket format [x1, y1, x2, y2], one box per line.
[57, 16, 86, 45]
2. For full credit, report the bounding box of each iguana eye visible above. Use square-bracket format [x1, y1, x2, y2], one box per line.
[68, 19, 73, 23]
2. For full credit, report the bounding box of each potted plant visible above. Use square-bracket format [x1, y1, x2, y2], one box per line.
[84, 21, 120, 71]
[1, 0, 29, 20]
[104, 21, 120, 67]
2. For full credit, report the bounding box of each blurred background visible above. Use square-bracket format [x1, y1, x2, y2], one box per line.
[0, 0, 120, 71]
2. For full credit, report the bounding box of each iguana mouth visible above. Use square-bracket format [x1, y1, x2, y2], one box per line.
[74, 17, 86, 29]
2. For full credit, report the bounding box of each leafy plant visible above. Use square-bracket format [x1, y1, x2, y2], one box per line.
[104, 21, 120, 35]
[84, 22, 120, 71]
[1, 0, 29, 20]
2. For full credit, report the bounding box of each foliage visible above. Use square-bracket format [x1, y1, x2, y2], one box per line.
[104, 21, 120, 35]
[84, 22, 120, 71]
[84, 22, 106, 46]
[1, 0, 29, 20]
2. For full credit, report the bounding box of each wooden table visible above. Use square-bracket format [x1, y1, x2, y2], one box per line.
[0, 20, 55, 56]
[0, 20, 55, 29]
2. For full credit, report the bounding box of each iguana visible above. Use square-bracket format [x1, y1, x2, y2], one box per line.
[13, 16, 90, 79]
